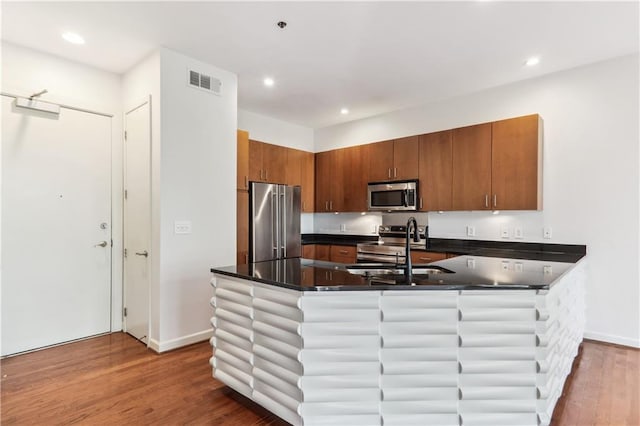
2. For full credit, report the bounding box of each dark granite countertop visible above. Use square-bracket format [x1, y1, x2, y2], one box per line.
[211, 254, 582, 292]
[302, 234, 586, 263]
[302, 233, 378, 246]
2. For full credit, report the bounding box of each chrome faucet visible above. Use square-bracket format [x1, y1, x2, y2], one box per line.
[404, 216, 421, 282]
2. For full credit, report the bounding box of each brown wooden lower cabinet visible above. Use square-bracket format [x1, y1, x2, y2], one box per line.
[302, 244, 356, 263]
[302, 244, 316, 259]
[410, 251, 448, 264]
[330, 245, 357, 264]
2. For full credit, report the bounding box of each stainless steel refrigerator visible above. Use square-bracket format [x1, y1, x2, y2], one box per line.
[249, 182, 301, 263]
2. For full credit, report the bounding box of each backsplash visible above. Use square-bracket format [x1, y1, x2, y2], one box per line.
[311, 212, 382, 235]
[305, 210, 556, 244]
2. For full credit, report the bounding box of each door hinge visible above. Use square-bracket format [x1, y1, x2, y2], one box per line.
[111, 239, 113, 247]
[123, 307, 128, 317]
[124, 189, 128, 200]
[124, 248, 128, 258]
[124, 130, 127, 141]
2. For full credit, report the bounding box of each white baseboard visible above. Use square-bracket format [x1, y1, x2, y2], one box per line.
[583, 330, 640, 348]
[148, 329, 213, 353]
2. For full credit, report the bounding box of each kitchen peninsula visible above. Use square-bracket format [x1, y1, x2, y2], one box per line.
[209, 250, 586, 426]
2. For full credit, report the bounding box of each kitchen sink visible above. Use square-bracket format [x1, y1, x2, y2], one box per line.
[346, 264, 454, 276]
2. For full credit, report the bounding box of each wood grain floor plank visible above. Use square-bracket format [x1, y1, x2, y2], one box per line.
[2, 333, 637, 425]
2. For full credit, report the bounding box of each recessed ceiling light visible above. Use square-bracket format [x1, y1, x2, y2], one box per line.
[340, 108, 349, 115]
[263, 77, 275, 87]
[62, 32, 85, 45]
[524, 56, 540, 67]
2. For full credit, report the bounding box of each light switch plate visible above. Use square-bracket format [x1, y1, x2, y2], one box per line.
[543, 227, 552, 239]
[514, 227, 524, 239]
[175, 220, 192, 234]
[466, 226, 475, 237]
[500, 227, 510, 238]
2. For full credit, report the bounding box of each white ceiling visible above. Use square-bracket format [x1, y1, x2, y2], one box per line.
[2, 1, 638, 129]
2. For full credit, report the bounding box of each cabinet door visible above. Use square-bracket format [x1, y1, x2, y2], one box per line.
[236, 190, 249, 264]
[419, 130, 453, 211]
[342, 144, 369, 212]
[248, 139, 263, 182]
[262, 143, 287, 183]
[452, 123, 492, 210]
[368, 140, 394, 182]
[315, 151, 333, 212]
[237, 130, 249, 190]
[302, 244, 316, 259]
[285, 147, 303, 187]
[330, 149, 345, 212]
[491, 114, 541, 210]
[301, 151, 315, 212]
[393, 136, 419, 180]
[315, 244, 331, 261]
[330, 245, 357, 264]
[410, 251, 447, 264]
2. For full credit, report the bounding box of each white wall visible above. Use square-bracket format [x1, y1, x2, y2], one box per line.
[238, 109, 314, 152]
[315, 54, 640, 347]
[1, 42, 125, 332]
[157, 48, 237, 351]
[122, 51, 162, 344]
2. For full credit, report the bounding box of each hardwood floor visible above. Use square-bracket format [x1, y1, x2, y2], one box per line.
[1, 333, 287, 425]
[1, 333, 638, 425]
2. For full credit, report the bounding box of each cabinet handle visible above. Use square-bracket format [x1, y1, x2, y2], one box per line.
[419, 257, 432, 261]
[244, 176, 248, 188]
[329, 201, 333, 210]
[302, 201, 306, 211]
[339, 250, 348, 254]
[394, 167, 397, 178]
[325, 201, 329, 211]
[244, 253, 248, 263]
[265, 170, 268, 181]
[485, 194, 489, 207]
[420, 197, 423, 209]
[388, 168, 391, 178]
[493, 194, 497, 207]
[259, 170, 263, 180]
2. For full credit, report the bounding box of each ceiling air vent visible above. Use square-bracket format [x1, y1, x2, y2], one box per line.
[187, 68, 222, 96]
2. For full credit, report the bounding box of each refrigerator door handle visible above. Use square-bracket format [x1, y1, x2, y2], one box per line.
[281, 189, 287, 258]
[272, 190, 278, 258]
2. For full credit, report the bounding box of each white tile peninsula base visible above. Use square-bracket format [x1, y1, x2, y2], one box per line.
[209, 260, 585, 426]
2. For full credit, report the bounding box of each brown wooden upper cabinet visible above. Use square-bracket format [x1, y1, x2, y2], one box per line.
[368, 136, 419, 182]
[285, 148, 315, 212]
[341, 144, 370, 212]
[451, 114, 542, 211]
[237, 130, 249, 190]
[418, 130, 453, 211]
[452, 123, 493, 210]
[301, 151, 315, 213]
[249, 139, 287, 184]
[315, 149, 344, 212]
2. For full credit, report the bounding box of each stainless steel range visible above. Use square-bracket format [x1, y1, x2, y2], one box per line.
[357, 224, 427, 263]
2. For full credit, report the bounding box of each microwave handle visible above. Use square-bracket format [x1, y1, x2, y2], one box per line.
[401, 190, 408, 207]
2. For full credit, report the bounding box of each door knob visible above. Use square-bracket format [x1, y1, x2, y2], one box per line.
[135, 250, 149, 257]
[94, 241, 108, 247]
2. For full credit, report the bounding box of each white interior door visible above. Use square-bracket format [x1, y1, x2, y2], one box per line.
[1, 95, 112, 356]
[123, 99, 151, 343]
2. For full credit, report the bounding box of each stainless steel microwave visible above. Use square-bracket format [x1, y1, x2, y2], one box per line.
[367, 180, 418, 211]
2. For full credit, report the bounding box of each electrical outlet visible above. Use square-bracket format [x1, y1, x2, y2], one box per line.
[466, 226, 475, 237]
[515, 262, 524, 272]
[501, 261, 510, 271]
[514, 227, 524, 239]
[543, 265, 553, 275]
[466, 258, 476, 269]
[174, 220, 192, 234]
[340, 224, 347, 232]
[500, 227, 510, 238]
[543, 227, 552, 239]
